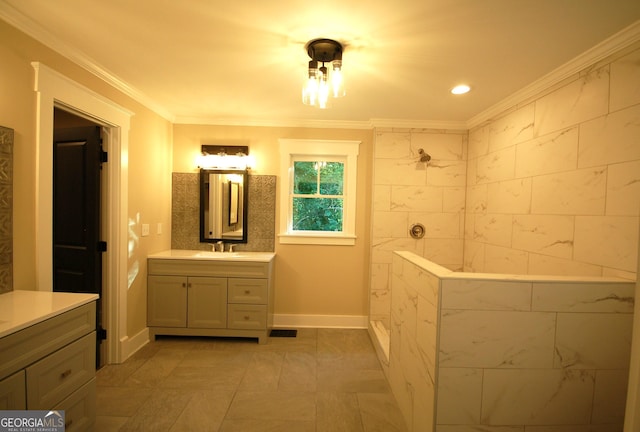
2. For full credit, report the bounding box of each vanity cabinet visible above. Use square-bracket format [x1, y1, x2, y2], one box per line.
[0, 296, 97, 431]
[147, 252, 275, 344]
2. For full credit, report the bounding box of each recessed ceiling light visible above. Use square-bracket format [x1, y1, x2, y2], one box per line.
[451, 84, 471, 95]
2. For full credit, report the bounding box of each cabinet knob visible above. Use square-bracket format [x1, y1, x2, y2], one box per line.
[244, 290, 251, 295]
[60, 369, 72, 379]
[65, 420, 73, 428]
[244, 315, 250, 320]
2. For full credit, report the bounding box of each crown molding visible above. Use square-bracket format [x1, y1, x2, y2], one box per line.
[174, 115, 468, 131]
[173, 115, 373, 130]
[0, 2, 175, 122]
[466, 20, 640, 129]
[369, 118, 467, 131]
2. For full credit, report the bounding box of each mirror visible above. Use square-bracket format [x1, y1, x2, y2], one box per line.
[200, 169, 248, 243]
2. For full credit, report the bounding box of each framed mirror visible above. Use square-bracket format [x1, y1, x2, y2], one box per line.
[200, 169, 248, 243]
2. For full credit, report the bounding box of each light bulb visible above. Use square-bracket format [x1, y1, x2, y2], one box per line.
[331, 60, 345, 98]
[317, 66, 330, 109]
[302, 61, 320, 105]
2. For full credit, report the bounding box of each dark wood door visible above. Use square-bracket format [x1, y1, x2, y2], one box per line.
[53, 125, 105, 365]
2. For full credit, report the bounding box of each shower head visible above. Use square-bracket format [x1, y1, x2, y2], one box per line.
[418, 148, 431, 163]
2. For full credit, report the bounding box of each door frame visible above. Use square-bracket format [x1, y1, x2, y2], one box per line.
[33, 62, 131, 364]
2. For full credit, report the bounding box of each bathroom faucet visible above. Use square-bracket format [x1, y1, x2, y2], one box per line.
[228, 244, 235, 252]
[216, 241, 224, 252]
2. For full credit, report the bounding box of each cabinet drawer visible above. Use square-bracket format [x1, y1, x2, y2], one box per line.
[227, 304, 267, 330]
[0, 370, 25, 410]
[228, 279, 268, 304]
[26, 332, 96, 409]
[56, 377, 96, 432]
[0, 302, 95, 380]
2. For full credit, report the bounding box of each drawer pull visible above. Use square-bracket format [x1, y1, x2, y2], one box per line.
[60, 369, 72, 379]
[244, 290, 251, 295]
[65, 419, 73, 428]
[244, 315, 250, 320]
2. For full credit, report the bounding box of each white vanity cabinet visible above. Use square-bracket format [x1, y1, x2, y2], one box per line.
[0, 291, 98, 431]
[147, 251, 275, 344]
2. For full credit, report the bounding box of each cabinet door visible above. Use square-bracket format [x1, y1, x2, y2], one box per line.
[148, 275, 187, 327]
[188, 277, 227, 329]
[0, 370, 25, 410]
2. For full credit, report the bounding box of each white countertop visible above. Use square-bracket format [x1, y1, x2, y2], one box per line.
[0, 290, 99, 338]
[148, 249, 275, 263]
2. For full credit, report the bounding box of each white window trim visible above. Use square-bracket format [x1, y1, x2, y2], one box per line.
[278, 139, 360, 245]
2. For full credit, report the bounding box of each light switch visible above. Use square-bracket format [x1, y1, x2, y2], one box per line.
[157, 223, 163, 235]
[141, 223, 150, 237]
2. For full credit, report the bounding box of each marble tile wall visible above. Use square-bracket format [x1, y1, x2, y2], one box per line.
[171, 173, 276, 252]
[466, 45, 640, 279]
[388, 252, 441, 432]
[385, 251, 635, 431]
[370, 129, 467, 331]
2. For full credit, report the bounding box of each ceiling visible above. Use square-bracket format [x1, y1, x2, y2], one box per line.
[1, 1, 640, 128]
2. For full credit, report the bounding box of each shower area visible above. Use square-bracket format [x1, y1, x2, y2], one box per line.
[369, 127, 468, 352]
[368, 46, 640, 431]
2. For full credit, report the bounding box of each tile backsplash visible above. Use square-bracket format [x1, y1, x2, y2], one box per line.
[0, 126, 12, 294]
[171, 173, 276, 251]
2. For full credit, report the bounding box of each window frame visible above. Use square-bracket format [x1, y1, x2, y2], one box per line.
[278, 139, 360, 245]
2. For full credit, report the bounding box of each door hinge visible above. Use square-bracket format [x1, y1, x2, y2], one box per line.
[97, 241, 107, 252]
[100, 149, 108, 163]
[98, 327, 107, 341]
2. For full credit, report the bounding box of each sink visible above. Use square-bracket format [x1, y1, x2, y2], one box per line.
[149, 249, 275, 262]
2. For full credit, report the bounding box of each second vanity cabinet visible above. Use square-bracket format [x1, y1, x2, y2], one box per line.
[147, 251, 275, 344]
[0, 291, 98, 431]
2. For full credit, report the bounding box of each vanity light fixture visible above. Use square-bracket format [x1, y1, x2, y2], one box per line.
[302, 38, 346, 109]
[451, 84, 471, 95]
[196, 145, 254, 170]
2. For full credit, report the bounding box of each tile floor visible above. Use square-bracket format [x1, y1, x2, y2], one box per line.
[95, 328, 408, 431]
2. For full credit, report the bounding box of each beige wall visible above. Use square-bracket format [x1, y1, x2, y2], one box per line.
[173, 124, 373, 317]
[0, 20, 173, 339]
[465, 43, 640, 280]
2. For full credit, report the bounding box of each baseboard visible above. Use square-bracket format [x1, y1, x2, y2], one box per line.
[119, 327, 150, 363]
[273, 314, 368, 329]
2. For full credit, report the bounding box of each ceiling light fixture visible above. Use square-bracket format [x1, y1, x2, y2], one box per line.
[451, 84, 471, 95]
[302, 38, 345, 109]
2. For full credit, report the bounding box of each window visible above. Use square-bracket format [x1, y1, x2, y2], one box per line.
[279, 139, 360, 245]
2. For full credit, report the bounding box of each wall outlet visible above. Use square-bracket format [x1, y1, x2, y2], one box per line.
[141, 223, 150, 237]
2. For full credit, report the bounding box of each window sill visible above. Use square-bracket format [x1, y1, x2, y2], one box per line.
[278, 233, 356, 246]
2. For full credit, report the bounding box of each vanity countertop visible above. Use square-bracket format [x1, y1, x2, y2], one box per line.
[0, 290, 99, 338]
[149, 249, 275, 263]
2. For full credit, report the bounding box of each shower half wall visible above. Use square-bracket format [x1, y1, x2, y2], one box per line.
[382, 251, 634, 431]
